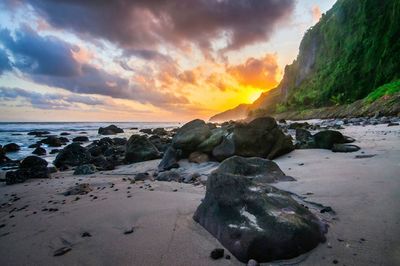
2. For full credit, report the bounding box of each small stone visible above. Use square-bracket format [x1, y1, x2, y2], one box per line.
[320, 206, 333, 213]
[81, 232, 92, 237]
[247, 259, 260, 266]
[210, 248, 224, 260]
[124, 227, 134, 234]
[332, 259, 338, 264]
[53, 246, 71, 256]
[225, 255, 231, 260]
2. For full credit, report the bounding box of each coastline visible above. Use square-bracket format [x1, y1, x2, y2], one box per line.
[0, 122, 399, 265]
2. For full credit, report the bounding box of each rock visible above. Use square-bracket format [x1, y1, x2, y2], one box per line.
[0, 146, 11, 164]
[81, 232, 91, 237]
[98, 124, 124, 135]
[134, 172, 151, 181]
[314, 130, 345, 149]
[58, 137, 69, 144]
[139, 128, 153, 134]
[73, 164, 96, 175]
[388, 122, 399, 127]
[156, 170, 182, 182]
[63, 183, 92, 196]
[193, 158, 326, 263]
[124, 227, 135, 234]
[354, 154, 376, 159]
[54, 143, 92, 168]
[40, 136, 63, 147]
[279, 119, 286, 124]
[60, 132, 70, 136]
[125, 135, 161, 163]
[149, 135, 171, 152]
[5, 156, 50, 185]
[247, 259, 260, 266]
[152, 128, 168, 136]
[112, 137, 127, 146]
[90, 155, 115, 171]
[212, 134, 235, 161]
[188, 151, 209, 164]
[233, 117, 294, 159]
[215, 156, 295, 183]
[53, 246, 71, 256]
[72, 136, 89, 142]
[210, 248, 224, 260]
[3, 143, 20, 153]
[27, 131, 50, 136]
[88, 145, 103, 157]
[172, 119, 211, 154]
[332, 144, 361, 153]
[32, 147, 46, 155]
[158, 146, 181, 171]
[288, 122, 310, 129]
[50, 149, 60, 154]
[28, 143, 41, 148]
[295, 128, 313, 143]
[197, 128, 225, 153]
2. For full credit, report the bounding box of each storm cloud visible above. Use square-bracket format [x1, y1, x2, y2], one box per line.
[0, 26, 190, 107]
[24, 0, 295, 52]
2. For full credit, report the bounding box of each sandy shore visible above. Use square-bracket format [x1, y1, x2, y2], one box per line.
[0, 123, 399, 265]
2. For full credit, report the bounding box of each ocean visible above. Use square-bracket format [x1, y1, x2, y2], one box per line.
[0, 122, 181, 162]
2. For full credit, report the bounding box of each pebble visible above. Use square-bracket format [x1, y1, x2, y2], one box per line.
[53, 246, 71, 256]
[124, 227, 135, 235]
[210, 248, 224, 260]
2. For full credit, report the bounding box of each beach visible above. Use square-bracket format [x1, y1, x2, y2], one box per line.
[0, 122, 399, 265]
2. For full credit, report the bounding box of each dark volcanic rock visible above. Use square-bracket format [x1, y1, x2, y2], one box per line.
[60, 132, 70, 136]
[3, 143, 20, 153]
[32, 147, 46, 155]
[40, 136, 63, 147]
[212, 134, 235, 161]
[6, 156, 50, 185]
[50, 149, 60, 154]
[149, 135, 171, 152]
[332, 144, 361, 153]
[27, 131, 50, 136]
[313, 130, 345, 149]
[198, 128, 225, 153]
[210, 248, 224, 260]
[73, 164, 96, 175]
[72, 136, 89, 142]
[152, 127, 168, 136]
[139, 128, 153, 134]
[98, 124, 124, 135]
[193, 157, 326, 263]
[54, 143, 91, 169]
[156, 170, 182, 182]
[0, 146, 11, 164]
[172, 119, 211, 154]
[125, 135, 161, 163]
[90, 155, 115, 171]
[112, 137, 127, 146]
[233, 117, 294, 159]
[158, 146, 181, 171]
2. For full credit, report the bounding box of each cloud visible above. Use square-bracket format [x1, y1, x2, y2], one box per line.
[0, 86, 152, 113]
[0, 48, 12, 75]
[0, 26, 190, 108]
[311, 5, 322, 22]
[227, 54, 280, 89]
[22, 0, 295, 53]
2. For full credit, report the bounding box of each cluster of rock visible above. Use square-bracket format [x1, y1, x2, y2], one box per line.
[193, 156, 326, 263]
[5, 156, 50, 185]
[158, 117, 294, 173]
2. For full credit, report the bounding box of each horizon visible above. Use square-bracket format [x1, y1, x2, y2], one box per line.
[0, 0, 336, 122]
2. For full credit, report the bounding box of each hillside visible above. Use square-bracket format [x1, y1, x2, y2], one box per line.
[210, 0, 400, 121]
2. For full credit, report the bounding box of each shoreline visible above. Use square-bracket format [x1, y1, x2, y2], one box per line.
[0, 121, 399, 265]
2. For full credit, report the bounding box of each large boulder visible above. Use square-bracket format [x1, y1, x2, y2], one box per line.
[3, 143, 20, 153]
[72, 136, 89, 142]
[54, 143, 92, 169]
[32, 147, 46, 155]
[193, 157, 326, 263]
[125, 135, 161, 163]
[332, 144, 361, 153]
[233, 117, 294, 159]
[98, 125, 124, 135]
[212, 134, 235, 161]
[172, 119, 211, 154]
[0, 146, 11, 164]
[197, 128, 225, 153]
[6, 156, 50, 185]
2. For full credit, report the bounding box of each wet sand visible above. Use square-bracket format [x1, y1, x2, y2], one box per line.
[0, 123, 399, 265]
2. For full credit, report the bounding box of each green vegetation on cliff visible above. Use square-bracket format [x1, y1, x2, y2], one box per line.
[281, 0, 400, 109]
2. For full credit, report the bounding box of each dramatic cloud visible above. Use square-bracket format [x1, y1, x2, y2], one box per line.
[0, 48, 12, 75]
[228, 54, 280, 89]
[23, 0, 295, 53]
[0, 26, 190, 108]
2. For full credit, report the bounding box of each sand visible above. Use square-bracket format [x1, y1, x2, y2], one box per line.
[0, 123, 399, 266]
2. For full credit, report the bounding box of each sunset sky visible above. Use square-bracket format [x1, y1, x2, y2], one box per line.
[0, 0, 336, 122]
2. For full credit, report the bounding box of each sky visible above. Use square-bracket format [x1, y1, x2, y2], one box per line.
[0, 0, 336, 122]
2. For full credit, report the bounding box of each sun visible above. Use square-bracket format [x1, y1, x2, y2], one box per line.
[248, 90, 262, 103]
